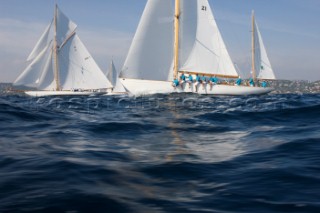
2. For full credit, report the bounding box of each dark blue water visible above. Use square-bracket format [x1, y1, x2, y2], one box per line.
[0, 93, 320, 213]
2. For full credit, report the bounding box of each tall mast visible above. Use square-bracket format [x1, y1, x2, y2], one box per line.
[251, 10, 257, 82]
[53, 4, 60, 91]
[173, 0, 180, 80]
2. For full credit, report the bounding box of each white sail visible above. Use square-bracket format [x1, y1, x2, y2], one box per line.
[58, 34, 111, 90]
[178, 0, 197, 69]
[106, 61, 115, 86]
[56, 7, 77, 46]
[107, 60, 126, 93]
[121, 0, 174, 81]
[14, 5, 112, 91]
[255, 20, 276, 80]
[180, 0, 238, 77]
[120, 0, 274, 96]
[14, 43, 52, 87]
[38, 49, 55, 90]
[27, 22, 52, 61]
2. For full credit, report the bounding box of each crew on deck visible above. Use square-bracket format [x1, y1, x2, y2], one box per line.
[235, 77, 242, 86]
[249, 78, 255, 87]
[187, 74, 193, 88]
[195, 74, 201, 92]
[261, 81, 267, 88]
[173, 79, 179, 87]
[201, 75, 207, 89]
[180, 73, 186, 84]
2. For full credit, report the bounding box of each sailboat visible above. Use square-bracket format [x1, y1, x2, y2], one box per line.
[120, 0, 273, 96]
[252, 11, 276, 81]
[105, 60, 127, 95]
[14, 5, 112, 97]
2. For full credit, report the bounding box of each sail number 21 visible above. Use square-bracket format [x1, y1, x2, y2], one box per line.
[202, 6, 207, 11]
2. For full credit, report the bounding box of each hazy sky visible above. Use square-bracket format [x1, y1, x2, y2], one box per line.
[0, 0, 319, 83]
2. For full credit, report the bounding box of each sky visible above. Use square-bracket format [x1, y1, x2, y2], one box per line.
[0, 0, 319, 83]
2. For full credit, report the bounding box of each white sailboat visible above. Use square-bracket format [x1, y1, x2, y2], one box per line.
[252, 11, 276, 81]
[14, 5, 112, 97]
[120, 0, 273, 96]
[105, 60, 127, 95]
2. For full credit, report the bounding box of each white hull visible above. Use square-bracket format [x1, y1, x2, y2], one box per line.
[120, 78, 273, 96]
[103, 92, 128, 96]
[25, 90, 105, 97]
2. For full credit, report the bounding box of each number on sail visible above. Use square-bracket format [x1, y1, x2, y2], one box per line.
[202, 6, 207, 11]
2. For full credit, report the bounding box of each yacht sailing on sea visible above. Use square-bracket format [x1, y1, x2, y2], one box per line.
[120, 0, 274, 95]
[14, 5, 112, 97]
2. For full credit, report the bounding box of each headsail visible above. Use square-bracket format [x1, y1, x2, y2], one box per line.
[14, 5, 112, 90]
[27, 22, 52, 62]
[14, 42, 53, 88]
[121, 0, 238, 81]
[106, 60, 126, 93]
[254, 18, 276, 80]
[180, 0, 238, 78]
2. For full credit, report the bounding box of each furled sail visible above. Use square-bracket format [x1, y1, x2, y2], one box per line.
[14, 5, 112, 90]
[254, 20, 276, 80]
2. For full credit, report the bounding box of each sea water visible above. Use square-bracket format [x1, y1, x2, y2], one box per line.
[0, 93, 320, 212]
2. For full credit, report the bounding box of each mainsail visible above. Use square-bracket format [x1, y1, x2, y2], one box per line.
[121, 0, 238, 82]
[14, 5, 111, 90]
[121, 0, 174, 81]
[254, 17, 276, 80]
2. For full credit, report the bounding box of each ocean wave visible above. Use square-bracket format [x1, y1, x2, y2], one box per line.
[1, 94, 320, 212]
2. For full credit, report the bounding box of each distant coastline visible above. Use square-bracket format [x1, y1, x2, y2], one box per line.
[269, 80, 320, 94]
[1, 80, 320, 94]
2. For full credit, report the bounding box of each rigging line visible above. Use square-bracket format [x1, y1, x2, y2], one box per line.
[195, 38, 219, 57]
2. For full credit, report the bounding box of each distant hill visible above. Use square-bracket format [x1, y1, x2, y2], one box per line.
[269, 80, 320, 94]
[0, 83, 12, 93]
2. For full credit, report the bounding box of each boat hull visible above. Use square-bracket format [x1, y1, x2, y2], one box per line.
[24, 91, 104, 97]
[103, 92, 128, 96]
[120, 78, 273, 96]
